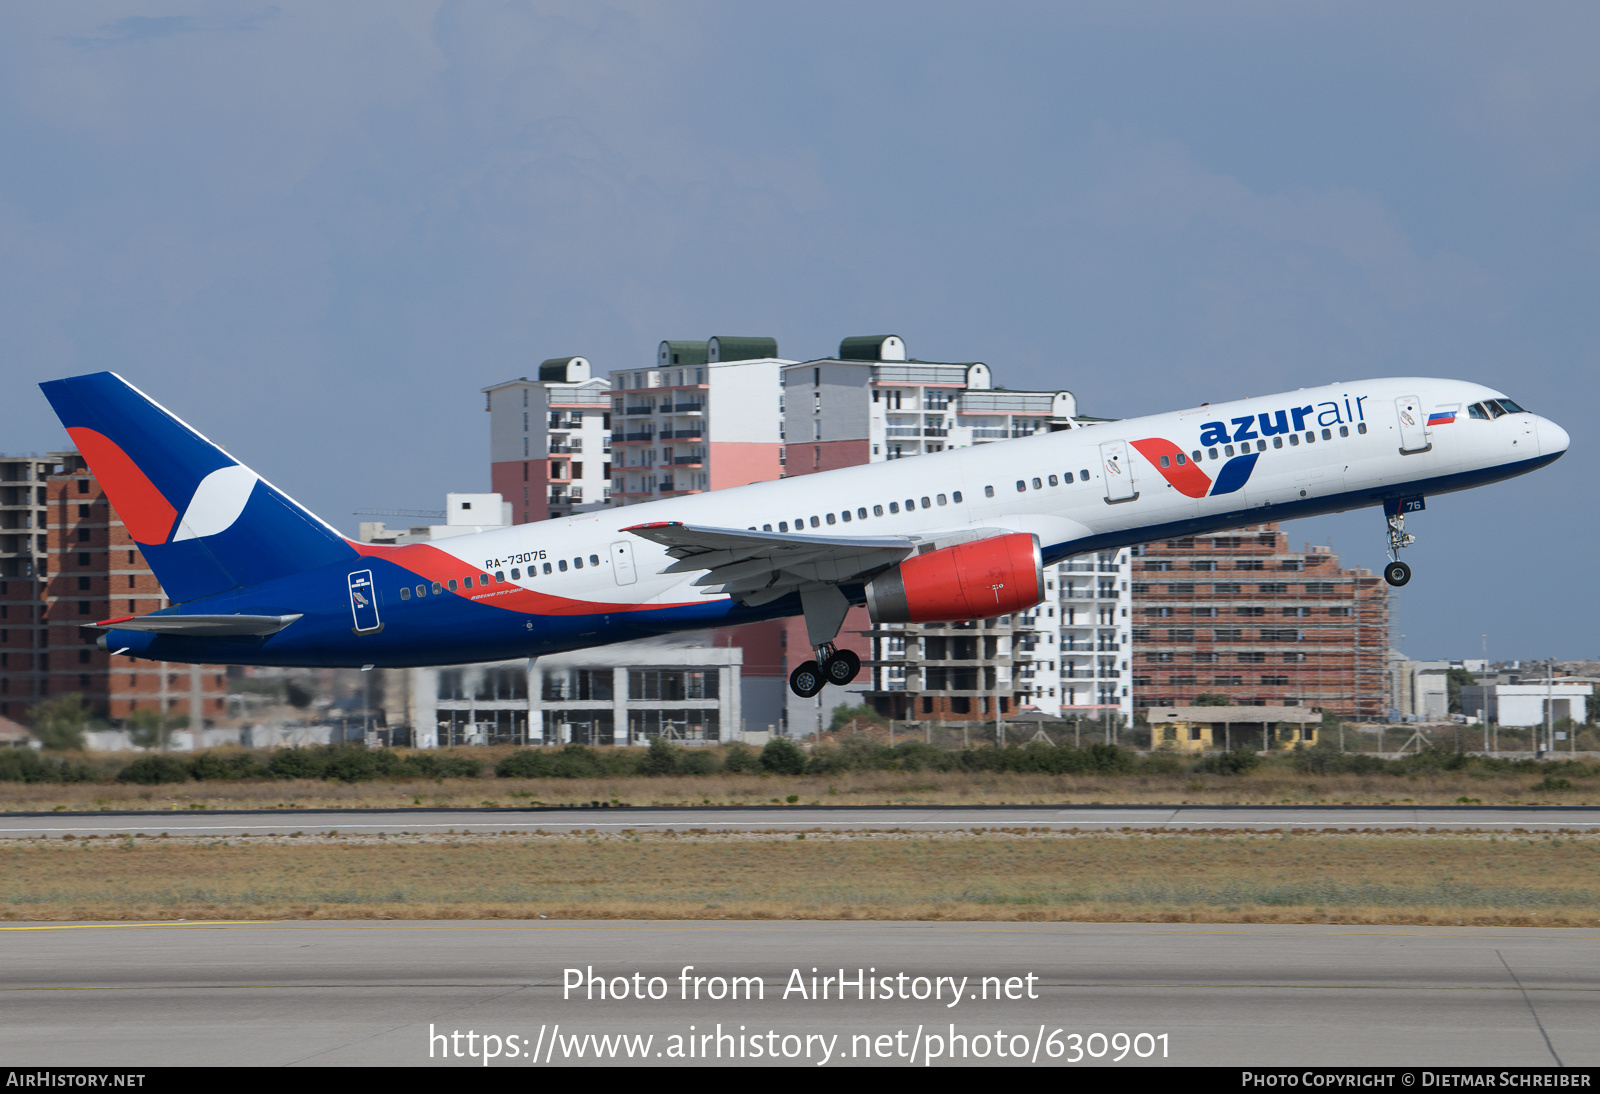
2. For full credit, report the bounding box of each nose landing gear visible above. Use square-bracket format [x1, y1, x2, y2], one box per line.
[1383, 498, 1422, 587]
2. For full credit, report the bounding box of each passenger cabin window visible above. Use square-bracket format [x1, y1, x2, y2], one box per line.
[448, 579, 458, 591]
[1358, 423, 1367, 434]
[873, 505, 885, 516]
[826, 513, 836, 524]
[432, 582, 442, 593]
[558, 560, 568, 572]
[1289, 435, 1299, 446]
[511, 569, 520, 580]
[573, 557, 583, 569]
[542, 563, 552, 574]
[1338, 426, 1348, 437]
[889, 502, 900, 513]
[921, 497, 931, 508]
[839, 510, 850, 522]
[417, 585, 427, 597]
[984, 486, 995, 498]
[495, 571, 505, 582]
[1321, 429, 1332, 440]
[952, 491, 962, 502]
[1273, 437, 1283, 448]
[858, 507, 868, 518]
[778, 522, 788, 532]
[1079, 470, 1090, 481]
[1031, 478, 1041, 490]
[589, 555, 600, 566]
[810, 516, 820, 527]
[936, 493, 947, 505]
[904, 499, 915, 511]
[400, 587, 411, 600]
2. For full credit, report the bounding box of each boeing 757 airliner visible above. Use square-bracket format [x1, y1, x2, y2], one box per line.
[42, 372, 1567, 698]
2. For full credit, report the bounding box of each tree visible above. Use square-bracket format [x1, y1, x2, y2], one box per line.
[127, 707, 179, 750]
[27, 694, 91, 750]
[1446, 667, 1477, 714]
[1194, 693, 1232, 707]
[827, 703, 886, 734]
[759, 737, 807, 775]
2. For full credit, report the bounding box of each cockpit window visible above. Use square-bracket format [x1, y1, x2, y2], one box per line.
[1484, 400, 1506, 419]
[1468, 403, 1489, 420]
[1496, 398, 1527, 414]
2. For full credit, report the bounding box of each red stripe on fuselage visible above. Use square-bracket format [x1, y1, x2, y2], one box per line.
[65, 427, 180, 544]
[1130, 438, 1212, 499]
[350, 540, 697, 616]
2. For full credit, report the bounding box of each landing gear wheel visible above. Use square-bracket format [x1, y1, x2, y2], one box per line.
[823, 648, 861, 686]
[789, 660, 824, 698]
[1384, 560, 1412, 587]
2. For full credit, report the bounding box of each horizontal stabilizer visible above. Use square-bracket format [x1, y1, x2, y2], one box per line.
[89, 613, 303, 637]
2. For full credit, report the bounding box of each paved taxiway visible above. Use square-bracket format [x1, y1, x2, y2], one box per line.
[2, 921, 1593, 1066]
[0, 803, 1596, 838]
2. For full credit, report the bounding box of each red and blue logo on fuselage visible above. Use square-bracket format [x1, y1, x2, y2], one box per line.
[1131, 438, 1258, 498]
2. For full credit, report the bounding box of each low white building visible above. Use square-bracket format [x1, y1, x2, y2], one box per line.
[1460, 683, 1591, 727]
[396, 634, 745, 748]
[359, 492, 510, 545]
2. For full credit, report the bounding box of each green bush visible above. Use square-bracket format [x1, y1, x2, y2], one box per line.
[678, 749, 721, 775]
[760, 737, 808, 775]
[495, 749, 555, 778]
[640, 737, 680, 776]
[1193, 746, 1263, 776]
[0, 749, 98, 783]
[187, 751, 266, 781]
[721, 742, 760, 774]
[116, 754, 193, 785]
[267, 748, 327, 780]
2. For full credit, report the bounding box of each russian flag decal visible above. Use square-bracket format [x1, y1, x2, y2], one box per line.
[1428, 404, 1460, 425]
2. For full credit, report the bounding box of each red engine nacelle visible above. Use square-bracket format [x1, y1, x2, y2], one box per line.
[865, 532, 1045, 624]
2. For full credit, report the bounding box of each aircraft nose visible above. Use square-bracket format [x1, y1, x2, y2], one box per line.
[1537, 416, 1570, 458]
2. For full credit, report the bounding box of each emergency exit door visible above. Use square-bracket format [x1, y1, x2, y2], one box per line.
[1099, 440, 1138, 503]
[610, 541, 638, 585]
[1395, 396, 1430, 453]
[347, 569, 382, 633]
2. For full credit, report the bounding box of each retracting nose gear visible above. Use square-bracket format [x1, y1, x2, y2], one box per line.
[789, 586, 863, 698]
[1382, 497, 1422, 587]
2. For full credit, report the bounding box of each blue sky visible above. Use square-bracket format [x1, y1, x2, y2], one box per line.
[2, 2, 1595, 659]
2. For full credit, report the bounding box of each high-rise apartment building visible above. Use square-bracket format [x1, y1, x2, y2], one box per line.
[609, 338, 792, 504]
[0, 454, 52, 721]
[1129, 524, 1388, 720]
[484, 357, 613, 523]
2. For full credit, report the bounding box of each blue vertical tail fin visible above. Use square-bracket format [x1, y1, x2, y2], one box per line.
[40, 372, 357, 604]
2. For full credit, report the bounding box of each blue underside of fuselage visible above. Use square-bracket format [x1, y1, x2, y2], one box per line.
[105, 452, 1559, 668]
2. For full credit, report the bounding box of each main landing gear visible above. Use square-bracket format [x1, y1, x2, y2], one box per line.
[788, 585, 864, 698]
[789, 643, 862, 699]
[1383, 500, 1419, 587]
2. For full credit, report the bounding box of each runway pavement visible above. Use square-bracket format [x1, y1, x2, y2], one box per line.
[0, 803, 1597, 838]
[1, 920, 1593, 1066]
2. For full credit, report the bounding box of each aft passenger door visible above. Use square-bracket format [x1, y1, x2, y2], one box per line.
[1395, 396, 1430, 454]
[1099, 441, 1138, 503]
[610, 540, 638, 586]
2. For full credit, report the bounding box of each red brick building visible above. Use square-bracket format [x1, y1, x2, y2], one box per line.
[1130, 524, 1389, 720]
[37, 452, 227, 728]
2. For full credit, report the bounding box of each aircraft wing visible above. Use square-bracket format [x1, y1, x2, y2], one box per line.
[622, 521, 914, 606]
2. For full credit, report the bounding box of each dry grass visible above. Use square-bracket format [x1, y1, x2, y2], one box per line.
[4, 828, 1599, 925]
[1, 766, 1596, 813]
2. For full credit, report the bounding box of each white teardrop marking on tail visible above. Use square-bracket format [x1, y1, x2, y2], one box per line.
[172, 464, 259, 541]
